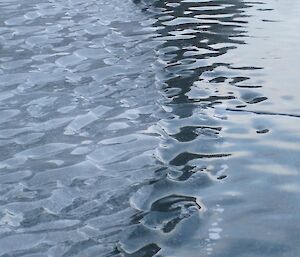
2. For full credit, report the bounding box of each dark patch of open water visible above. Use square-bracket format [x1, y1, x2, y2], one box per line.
[0, 0, 300, 256]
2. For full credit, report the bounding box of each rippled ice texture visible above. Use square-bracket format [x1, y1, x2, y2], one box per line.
[1, 0, 300, 256]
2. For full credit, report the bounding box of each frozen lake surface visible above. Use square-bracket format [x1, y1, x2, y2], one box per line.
[0, 0, 300, 256]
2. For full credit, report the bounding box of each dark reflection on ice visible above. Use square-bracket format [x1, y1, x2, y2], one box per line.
[1, 0, 300, 256]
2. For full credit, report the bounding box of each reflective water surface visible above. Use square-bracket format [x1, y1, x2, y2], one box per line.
[0, 0, 300, 256]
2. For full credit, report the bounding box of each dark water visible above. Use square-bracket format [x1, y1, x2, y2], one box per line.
[0, 0, 300, 256]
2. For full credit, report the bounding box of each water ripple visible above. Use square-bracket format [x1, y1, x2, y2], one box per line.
[1, 0, 300, 256]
